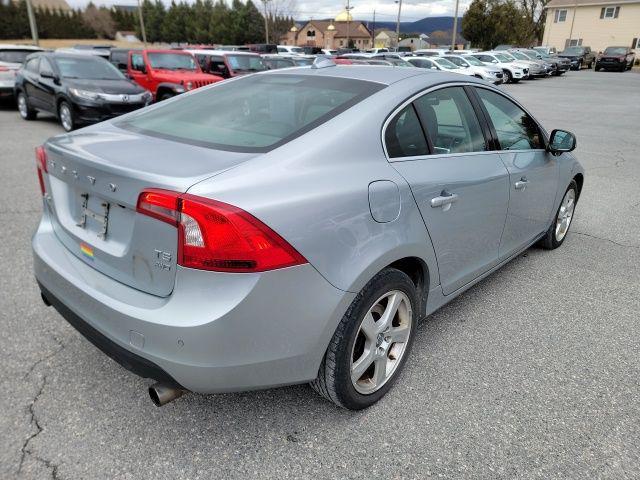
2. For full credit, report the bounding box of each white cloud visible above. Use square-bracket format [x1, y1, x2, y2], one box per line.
[66, 0, 470, 21]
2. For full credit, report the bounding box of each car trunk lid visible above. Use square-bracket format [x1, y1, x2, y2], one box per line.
[43, 124, 256, 297]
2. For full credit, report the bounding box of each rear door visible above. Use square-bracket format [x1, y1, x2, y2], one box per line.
[389, 86, 510, 295]
[472, 87, 558, 259]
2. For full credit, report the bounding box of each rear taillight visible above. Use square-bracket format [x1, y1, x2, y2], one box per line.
[137, 189, 307, 273]
[0, 66, 9, 72]
[35, 145, 47, 195]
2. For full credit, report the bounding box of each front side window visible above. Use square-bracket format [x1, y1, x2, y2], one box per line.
[226, 55, 267, 72]
[414, 87, 485, 154]
[476, 88, 543, 150]
[119, 74, 383, 153]
[39, 57, 53, 74]
[131, 53, 145, 71]
[385, 105, 429, 158]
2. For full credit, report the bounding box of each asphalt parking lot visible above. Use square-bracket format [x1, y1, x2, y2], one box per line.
[1, 69, 639, 480]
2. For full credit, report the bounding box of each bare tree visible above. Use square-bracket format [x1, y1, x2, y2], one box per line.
[264, 0, 297, 44]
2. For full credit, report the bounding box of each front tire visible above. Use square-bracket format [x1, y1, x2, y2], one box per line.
[158, 92, 174, 101]
[540, 180, 578, 250]
[311, 268, 418, 410]
[503, 70, 512, 83]
[58, 101, 75, 132]
[17, 92, 37, 120]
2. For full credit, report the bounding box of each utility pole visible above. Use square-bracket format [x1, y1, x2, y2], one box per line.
[451, 0, 459, 50]
[262, 0, 271, 44]
[395, 0, 403, 48]
[372, 9, 376, 48]
[345, 0, 354, 50]
[137, 0, 147, 47]
[25, 0, 39, 46]
[568, 0, 578, 46]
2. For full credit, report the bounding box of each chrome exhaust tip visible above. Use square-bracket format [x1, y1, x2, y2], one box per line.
[149, 382, 184, 407]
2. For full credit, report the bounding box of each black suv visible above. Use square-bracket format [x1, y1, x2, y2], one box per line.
[558, 46, 596, 70]
[14, 52, 151, 132]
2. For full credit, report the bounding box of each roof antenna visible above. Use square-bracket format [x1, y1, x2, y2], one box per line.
[311, 57, 337, 69]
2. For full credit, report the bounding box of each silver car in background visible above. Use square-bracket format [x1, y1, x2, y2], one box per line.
[0, 44, 44, 99]
[33, 64, 584, 410]
[444, 54, 504, 83]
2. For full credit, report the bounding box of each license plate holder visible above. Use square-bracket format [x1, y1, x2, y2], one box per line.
[76, 193, 110, 239]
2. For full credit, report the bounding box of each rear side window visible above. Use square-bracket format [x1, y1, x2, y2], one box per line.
[414, 87, 485, 154]
[385, 105, 429, 158]
[476, 88, 543, 150]
[119, 74, 384, 152]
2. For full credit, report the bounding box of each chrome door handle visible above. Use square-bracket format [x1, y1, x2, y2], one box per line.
[514, 179, 529, 190]
[430, 192, 459, 210]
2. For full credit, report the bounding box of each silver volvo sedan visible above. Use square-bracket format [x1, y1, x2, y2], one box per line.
[33, 64, 584, 410]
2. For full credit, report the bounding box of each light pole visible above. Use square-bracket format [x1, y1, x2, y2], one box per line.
[395, 0, 403, 48]
[25, 0, 39, 46]
[137, 0, 147, 47]
[261, 0, 271, 44]
[451, 0, 460, 50]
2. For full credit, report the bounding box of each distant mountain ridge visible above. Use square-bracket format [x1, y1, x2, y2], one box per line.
[371, 16, 462, 34]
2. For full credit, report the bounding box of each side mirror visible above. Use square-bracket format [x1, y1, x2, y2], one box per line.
[40, 70, 56, 80]
[547, 129, 576, 155]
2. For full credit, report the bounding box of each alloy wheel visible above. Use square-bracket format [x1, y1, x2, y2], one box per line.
[555, 188, 576, 242]
[350, 290, 412, 395]
[59, 103, 72, 131]
[17, 94, 28, 118]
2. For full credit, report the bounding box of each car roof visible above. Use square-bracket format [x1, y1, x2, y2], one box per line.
[0, 44, 44, 51]
[186, 49, 260, 56]
[264, 64, 468, 86]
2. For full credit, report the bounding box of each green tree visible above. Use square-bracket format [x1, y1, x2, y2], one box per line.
[462, 0, 532, 50]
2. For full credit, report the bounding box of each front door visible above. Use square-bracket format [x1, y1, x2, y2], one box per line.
[129, 53, 150, 91]
[473, 87, 558, 259]
[388, 86, 510, 295]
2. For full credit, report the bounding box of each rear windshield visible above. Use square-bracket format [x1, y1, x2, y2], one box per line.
[0, 50, 37, 63]
[226, 54, 267, 72]
[118, 74, 384, 153]
[148, 53, 196, 71]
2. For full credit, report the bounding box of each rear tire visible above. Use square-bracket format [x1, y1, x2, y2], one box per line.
[16, 92, 37, 120]
[311, 268, 418, 410]
[540, 180, 578, 250]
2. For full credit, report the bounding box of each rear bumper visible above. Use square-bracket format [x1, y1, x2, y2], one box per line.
[33, 211, 353, 393]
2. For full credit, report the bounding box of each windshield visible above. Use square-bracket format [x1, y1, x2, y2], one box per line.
[227, 54, 267, 72]
[603, 47, 627, 55]
[55, 56, 124, 80]
[289, 47, 304, 53]
[381, 58, 412, 67]
[460, 55, 483, 66]
[148, 53, 196, 70]
[510, 51, 530, 60]
[0, 50, 38, 64]
[562, 47, 584, 55]
[433, 57, 460, 69]
[494, 54, 512, 63]
[118, 74, 384, 153]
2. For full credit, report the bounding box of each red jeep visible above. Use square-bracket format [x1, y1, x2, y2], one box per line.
[127, 49, 222, 101]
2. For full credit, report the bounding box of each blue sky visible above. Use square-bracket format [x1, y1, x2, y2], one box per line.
[65, 0, 470, 22]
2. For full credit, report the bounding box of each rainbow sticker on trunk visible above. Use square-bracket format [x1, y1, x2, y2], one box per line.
[80, 242, 94, 261]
